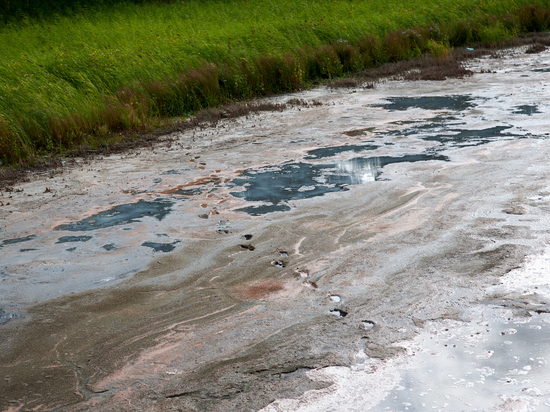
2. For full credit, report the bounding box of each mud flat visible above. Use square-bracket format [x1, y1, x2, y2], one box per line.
[1, 46, 550, 411]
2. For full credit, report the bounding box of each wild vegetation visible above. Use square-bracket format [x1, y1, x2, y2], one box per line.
[1, 0, 550, 165]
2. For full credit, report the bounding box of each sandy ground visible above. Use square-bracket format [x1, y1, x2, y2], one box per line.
[1, 46, 550, 411]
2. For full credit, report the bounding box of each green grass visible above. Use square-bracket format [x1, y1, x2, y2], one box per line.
[1, 0, 550, 164]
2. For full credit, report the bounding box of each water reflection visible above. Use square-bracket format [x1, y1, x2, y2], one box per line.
[377, 313, 550, 411]
[231, 154, 447, 215]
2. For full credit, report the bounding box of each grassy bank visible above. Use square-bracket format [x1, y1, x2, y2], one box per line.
[1, 0, 550, 165]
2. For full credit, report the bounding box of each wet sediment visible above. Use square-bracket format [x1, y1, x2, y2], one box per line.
[1, 46, 550, 411]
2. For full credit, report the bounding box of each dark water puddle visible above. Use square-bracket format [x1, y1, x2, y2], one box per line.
[532, 68, 550, 73]
[388, 119, 518, 147]
[102, 243, 117, 251]
[66, 247, 77, 252]
[512, 105, 541, 115]
[141, 240, 180, 252]
[374, 95, 475, 111]
[0, 234, 37, 248]
[20, 248, 38, 252]
[55, 199, 174, 231]
[237, 203, 292, 215]
[56, 235, 93, 244]
[231, 154, 447, 215]
[304, 143, 379, 160]
[422, 125, 518, 147]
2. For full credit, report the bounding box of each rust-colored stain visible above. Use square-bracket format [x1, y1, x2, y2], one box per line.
[239, 281, 284, 299]
[200, 203, 208, 208]
[161, 177, 218, 194]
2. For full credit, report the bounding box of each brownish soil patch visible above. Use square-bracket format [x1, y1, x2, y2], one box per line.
[238, 281, 285, 299]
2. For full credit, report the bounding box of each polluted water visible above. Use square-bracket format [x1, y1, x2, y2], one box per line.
[261, 248, 550, 412]
[230, 154, 447, 215]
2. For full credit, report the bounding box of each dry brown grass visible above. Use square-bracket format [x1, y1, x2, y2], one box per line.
[3, 32, 550, 188]
[526, 43, 548, 53]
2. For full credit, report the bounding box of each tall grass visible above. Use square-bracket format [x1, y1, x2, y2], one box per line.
[1, 0, 549, 164]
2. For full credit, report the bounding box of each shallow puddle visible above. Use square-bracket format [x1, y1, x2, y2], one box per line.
[512, 104, 541, 115]
[304, 143, 379, 160]
[0, 234, 37, 247]
[378, 312, 550, 411]
[141, 240, 180, 252]
[373, 95, 475, 112]
[231, 154, 447, 215]
[169, 187, 205, 196]
[55, 198, 174, 231]
[421, 125, 518, 147]
[56, 235, 93, 244]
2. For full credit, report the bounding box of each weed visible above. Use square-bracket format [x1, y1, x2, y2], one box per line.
[327, 78, 360, 89]
[517, 4, 550, 31]
[1, 0, 550, 165]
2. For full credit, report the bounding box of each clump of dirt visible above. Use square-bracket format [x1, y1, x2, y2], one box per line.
[525, 43, 548, 53]
[334, 32, 550, 85]
[356, 52, 477, 83]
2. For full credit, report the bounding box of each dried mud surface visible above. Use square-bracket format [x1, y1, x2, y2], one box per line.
[1, 46, 550, 411]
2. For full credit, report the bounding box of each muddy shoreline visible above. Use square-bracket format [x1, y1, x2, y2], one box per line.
[2, 46, 550, 411]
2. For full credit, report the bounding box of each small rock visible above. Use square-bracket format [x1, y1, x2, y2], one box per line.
[295, 268, 309, 278]
[330, 309, 348, 318]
